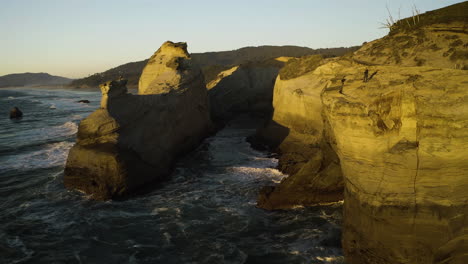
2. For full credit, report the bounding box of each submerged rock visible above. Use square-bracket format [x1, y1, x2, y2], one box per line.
[64, 41, 212, 200]
[9, 107, 23, 119]
[77, 100, 90, 103]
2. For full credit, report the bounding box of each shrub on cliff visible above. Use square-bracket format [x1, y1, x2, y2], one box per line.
[279, 55, 323, 80]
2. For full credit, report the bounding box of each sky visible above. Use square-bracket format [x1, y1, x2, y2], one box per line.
[0, 0, 465, 78]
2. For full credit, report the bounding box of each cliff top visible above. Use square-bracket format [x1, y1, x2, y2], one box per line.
[278, 55, 324, 80]
[389, 1, 468, 34]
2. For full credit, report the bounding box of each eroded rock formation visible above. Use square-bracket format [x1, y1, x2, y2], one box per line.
[64, 41, 212, 200]
[253, 2, 468, 263]
[320, 61, 468, 264]
[207, 59, 285, 122]
[250, 55, 344, 210]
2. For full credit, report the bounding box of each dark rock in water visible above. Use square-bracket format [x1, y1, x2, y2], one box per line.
[77, 100, 90, 103]
[9, 107, 23, 119]
[64, 41, 213, 200]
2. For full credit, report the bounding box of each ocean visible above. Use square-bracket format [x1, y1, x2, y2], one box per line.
[0, 88, 343, 264]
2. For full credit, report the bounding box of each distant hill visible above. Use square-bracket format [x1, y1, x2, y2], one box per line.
[0, 72, 73, 88]
[70, 45, 360, 88]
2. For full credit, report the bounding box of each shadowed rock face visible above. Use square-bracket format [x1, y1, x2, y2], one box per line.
[64, 41, 212, 200]
[9, 107, 23, 119]
[206, 60, 284, 122]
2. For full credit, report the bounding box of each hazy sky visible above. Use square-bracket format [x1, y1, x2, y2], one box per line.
[0, 0, 464, 78]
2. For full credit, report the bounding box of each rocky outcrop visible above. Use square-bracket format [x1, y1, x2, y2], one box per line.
[253, 3, 468, 263]
[9, 107, 23, 119]
[320, 61, 468, 264]
[251, 55, 344, 210]
[207, 59, 285, 122]
[64, 41, 212, 200]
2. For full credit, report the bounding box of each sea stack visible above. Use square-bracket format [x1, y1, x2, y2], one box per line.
[64, 41, 212, 200]
[9, 107, 23, 119]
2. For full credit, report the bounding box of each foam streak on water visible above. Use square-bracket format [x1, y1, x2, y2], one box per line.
[0, 88, 344, 264]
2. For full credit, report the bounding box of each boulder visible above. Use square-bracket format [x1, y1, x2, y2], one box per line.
[9, 107, 23, 119]
[64, 41, 212, 200]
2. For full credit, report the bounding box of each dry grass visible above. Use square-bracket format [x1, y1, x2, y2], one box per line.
[279, 55, 323, 80]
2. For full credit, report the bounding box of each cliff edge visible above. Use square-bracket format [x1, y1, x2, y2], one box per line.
[252, 2, 468, 263]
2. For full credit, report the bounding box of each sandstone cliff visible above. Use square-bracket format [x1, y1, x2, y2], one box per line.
[252, 2, 468, 263]
[250, 55, 344, 210]
[207, 59, 285, 121]
[320, 61, 467, 264]
[64, 41, 212, 200]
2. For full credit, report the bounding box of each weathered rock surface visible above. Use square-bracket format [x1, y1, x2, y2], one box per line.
[320, 61, 468, 264]
[207, 59, 285, 122]
[9, 107, 23, 119]
[253, 3, 468, 263]
[251, 55, 344, 210]
[64, 41, 212, 200]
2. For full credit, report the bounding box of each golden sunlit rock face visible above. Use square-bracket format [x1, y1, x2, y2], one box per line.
[253, 4, 468, 260]
[139, 41, 197, 95]
[320, 61, 468, 264]
[64, 41, 212, 200]
[253, 60, 344, 210]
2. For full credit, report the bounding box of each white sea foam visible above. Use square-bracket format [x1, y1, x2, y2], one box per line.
[229, 166, 286, 183]
[70, 114, 83, 121]
[0, 141, 74, 172]
[19, 121, 78, 142]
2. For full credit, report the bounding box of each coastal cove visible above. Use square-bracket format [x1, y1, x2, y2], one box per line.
[0, 88, 343, 263]
[1, 1, 467, 263]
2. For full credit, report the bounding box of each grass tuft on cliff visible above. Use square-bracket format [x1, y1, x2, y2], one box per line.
[279, 55, 323, 80]
[389, 1, 468, 34]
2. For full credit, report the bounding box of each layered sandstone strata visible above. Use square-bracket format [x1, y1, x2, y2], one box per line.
[320, 61, 468, 264]
[252, 55, 344, 210]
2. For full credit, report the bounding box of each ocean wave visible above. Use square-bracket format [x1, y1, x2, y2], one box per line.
[228, 166, 286, 183]
[30, 121, 78, 142]
[0, 141, 74, 172]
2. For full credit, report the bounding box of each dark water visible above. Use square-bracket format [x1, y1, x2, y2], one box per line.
[0, 88, 344, 264]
